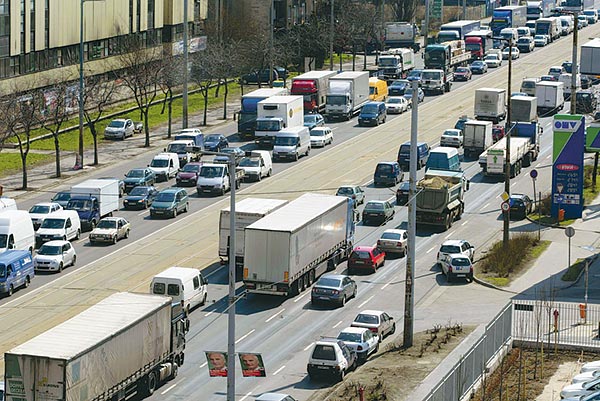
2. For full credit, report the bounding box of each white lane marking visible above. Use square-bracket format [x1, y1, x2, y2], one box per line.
[240, 392, 253, 401]
[362, 179, 374, 186]
[461, 221, 468, 226]
[293, 291, 310, 303]
[381, 282, 391, 290]
[333, 320, 343, 328]
[200, 362, 208, 368]
[265, 308, 285, 323]
[304, 342, 314, 351]
[161, 383, 177, 395]
[204, 310, 214, 317]
[511, 181, 517, 187]
[483, 202, 490, 209]
[137, 209, 149, 216]
[546, 154, 551, 159]
[426, 246, 435, 254]
[358, 295, 374, 308]
[235, 329, 256, 344]
[444, 232, 453, 239]
[74, 237, 87, 244]
[273, 365, 286, 375]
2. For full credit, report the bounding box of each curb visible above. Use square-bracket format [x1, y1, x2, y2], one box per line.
[472, 275, 518, 294]
[561, 253, 599, 290]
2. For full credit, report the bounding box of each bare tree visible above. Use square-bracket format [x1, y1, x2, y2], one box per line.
[116, 34, 164, 147]
[212, 40, 243, 120]
[159, 49, 183, 138]
[82, 73, 118, 165]
[390, 0, 418, 23]
[41, 80, 74, 178]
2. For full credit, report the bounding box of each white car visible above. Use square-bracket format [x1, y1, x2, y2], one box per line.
[501, 46, 520, 60]
[307, 338, 357, 382]
[562, 391, 600, 401]
[385, 96, 409, 114]
[483, 54, 502, 68]
[33, 240, 76, 272]
[534, 34, 549, 47]
[104, 118, 135, 140]
[351, 310, 396, 342]
[28, 202, 63, 230]
[561, 377, 600, 398]
[309, 126, 333, 147]
[440, 128, 464, 147]
[437, 239, 475, 265]
[256, 394, 298, 401]
[574, 371, 600, 384]
[377, 229, 408, 256]
[439, 253, 474, 282]
[582, 361, 600, 373]
[89, 217, 131, 245]
[337, 326, 379, 362]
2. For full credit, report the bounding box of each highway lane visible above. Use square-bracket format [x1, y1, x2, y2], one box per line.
[1, 22, 596, 398]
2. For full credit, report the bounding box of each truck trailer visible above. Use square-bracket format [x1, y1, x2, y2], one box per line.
[527, 0, 555, 20]
[437, 20, 481, 42]
[490, 6, 527, 36]
[237, 88, 288, 139]
[384, 22, 420, 52]
[416, 170, 469, 230]
[325, 71, 370, 121]
[463, 120, 494, 158]
[474, 88, 507, 123]
[4, 292, 188, 401]
[243, 193, 355, 296]
[535, 81, 564, 115]
[511, 95, 538, 122]
[290, 71, 337, 113]
[254, 95, 304, 147]
[67, 179, 120, 231]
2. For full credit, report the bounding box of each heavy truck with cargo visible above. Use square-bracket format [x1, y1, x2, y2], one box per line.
[254, 95, 304, 147]
[474, 88, 507, 123]
[237, 88, 288, 139]
[325, 71, 370, 121]
[4, 292, 189, 401]
[436, 20, 481, 43]
[464, 30, 494, 60]
[218, 198, 288, 266]
[243, 193, 355, 297]
[377, 48, 415, 80]
[290, 71, 338, 113]
[67, 179, 120, 231]
[463, 120, 494, 158]
[511, 95, 538, 122]
[490, 6, 527, 37]
[416, 170, 469, 231]
[384, 22, 421, 52]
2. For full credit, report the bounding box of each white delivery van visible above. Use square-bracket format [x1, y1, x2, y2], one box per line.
[150, 266, 208, 313]
[0, 210, 35, 253]
[239, 150, 273, 181]
[0, 197, 17, 213]
[165, 139, 196, 166]
[35, 210, 81, 248]
[148, 152, 180, 181]
[272, 126, 311, 161]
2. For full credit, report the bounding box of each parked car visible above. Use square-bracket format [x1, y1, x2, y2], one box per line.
[505, 193, 533, 220]
[440, 128, 464, 147]
[310, 126, 333, 147]
[28, 202, 63, 230]
[362, 200, 395, 225]
[395, 181, 410, 206]
[572, 371, 600, 384]
[123, 185, 158, 209]
[562, 392, 600, 401]
[561, 377, 600, 398]
[351, 310, 396, 342]
[517, 37, 535, 53]
[385, 96, 410, 114]
[89, 217, 131, 245]
[483, 54, 502, 68]
[347, 245, 385, 274]
[204, 134, 229, 152]
[33, 240, 76, 272]
[437, 240, 475, 266]
[454, 67, 472, 81]
[439, 253, 474, 282]
[336, 185, 365, 205]
[123, 168, 156, 193]
[303, 113, 325, 131]
[582, 361, 600, 373]
[213, 147, 245, 165]
[403, 86, 424, 103]
[388, 79, 410, 96]
[534, 34, 549, 47]
[470, 60, 488, 74]
[377, 229, 408, 256]
[307, 338, 357, 382]
[311, 274, 357, 307]
[104, 118, 135, 140]
[502, 46, 520, 60]
[337, 327, 379, 362]
[50, 191, 71, 208]
[149, 188, 189, 218]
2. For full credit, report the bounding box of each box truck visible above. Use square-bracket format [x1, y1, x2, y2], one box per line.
[325, 71, 370, 121]
[535, 81, 564, 115]
[437, 20, 481, 42]
[243, 193, 355, 296]
[237, 88, 288, 139]
[254, 95, 304, 147]
[474, 88, 507, 123]
[4, 292, 188, 401]
[377, 48, 415, 79]
[463, 120, 494, 158]
[291, 71, 337, 113]
[511, 95, 538, 122]
[581, 38, 600, 76]
[67, 179, 120, 231]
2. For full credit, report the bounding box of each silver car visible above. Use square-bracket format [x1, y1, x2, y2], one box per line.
[311, 274, 357, 307]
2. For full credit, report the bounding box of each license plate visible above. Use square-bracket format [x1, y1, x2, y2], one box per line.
[354, 261, 364, 264]
[317, 366, 329, 370]
[456, 274, 466, 277]
[203, 189, 212, 192]
[319, 296, 330, 301]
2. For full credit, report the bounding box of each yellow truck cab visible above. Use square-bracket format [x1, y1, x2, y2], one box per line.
[369, 77, 388, 102]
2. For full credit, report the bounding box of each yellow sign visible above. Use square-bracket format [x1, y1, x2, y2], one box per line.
[501, 192, 509, 202]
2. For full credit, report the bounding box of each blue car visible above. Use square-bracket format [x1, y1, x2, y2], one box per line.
[403, 87, 424, 103]
[204, 134, 228, 152]
[123, 168, 156, 193]
[470, 60, 488, 74]
[388, 79, 410, 96]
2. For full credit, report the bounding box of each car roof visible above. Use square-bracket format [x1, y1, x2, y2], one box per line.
[357, 310, 384, 316]
[365, 200, 386, 205]
[321, 274, 347, 280]
[383, 229, 406, 235]
[441, 239, 467, 246]
[340, 326, 370, 334]
[33, 202, 58, 207]
[100, 217, 121, 222]
[256, 393, 295, 401]
[446, 253, 471, 260]
[160, 188, 185, 194]
[377, 161, 398, 166]
[510, 193, 528, 199]
[354, 245, 376, 252]
[40, 240, 69, 246]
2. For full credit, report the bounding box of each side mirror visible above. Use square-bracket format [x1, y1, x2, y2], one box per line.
[389, 316, 394, 320]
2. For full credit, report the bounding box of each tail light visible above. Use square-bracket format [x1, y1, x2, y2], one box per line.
[369, 328, 378, 334]
[396, 242, 403, 247]
[448, 265, 453, 273]
[470, 265, 474, 273]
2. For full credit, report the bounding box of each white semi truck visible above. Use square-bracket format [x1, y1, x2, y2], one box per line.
[254, 95, 304, 147]
[325, 71, 370, 121]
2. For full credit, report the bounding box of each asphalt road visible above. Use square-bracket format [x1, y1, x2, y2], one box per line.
[1, 21, 598, 401]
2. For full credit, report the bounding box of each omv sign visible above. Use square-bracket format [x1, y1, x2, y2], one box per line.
[554, 119, 583, 132]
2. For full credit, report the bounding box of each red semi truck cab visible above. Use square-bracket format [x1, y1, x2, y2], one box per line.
[465, 36, 484, 60]
[291, 79, 318, 112]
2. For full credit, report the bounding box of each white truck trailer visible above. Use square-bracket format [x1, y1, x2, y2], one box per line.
[325, 71, 370, 121]
[67, 179, 120, 230]
[4, 292, 188, 401]
[243, 193, 355, 297]
[511, 95, 538, 122]
[535, 81, 564, 116]
[218, 198, 288, 266]
[378, 48, 415, 80]
[474, 88, 507, 123]
[481, 137, 532, 177]
[254, 95, 304, 147]
[463, 120, 494, 158]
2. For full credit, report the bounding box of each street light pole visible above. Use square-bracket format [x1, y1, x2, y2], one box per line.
[182, 0, 189, 129]
[571, 12, 579, 115]
[503, 40, 513, 248]
[227, 153, 236, 401]
[329, 0, 334, 71]
[78, 0, 85, 167]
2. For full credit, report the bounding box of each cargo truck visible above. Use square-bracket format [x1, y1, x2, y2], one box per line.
[463, 120, 494, 158]
[384, 22, 421, 52]
[535, 81, 564, 115]
[243, 193, 355, 296]
[490, 6, 527, 36]
[325, 71, 370, 121]
[535, 17, 560, 42]
[377, 48, 415, 80]
[511, 95, 538, 122]
[416, 170, 469, 231]
[474, 88, 507, 123]
[291, 71, 337, 113]
[237, 88, 289, 139]
[4, 292, 189, 401]
[581, 38, 600, 76]
[218, 198, 288, 266]
[254, 95, 304, 147]
[67, 179, 119, 231]
[437, 20, 481, 43]
[527, 0, 555, 20]
[424, 40, 471, 73]
[464, 30, 494, 60]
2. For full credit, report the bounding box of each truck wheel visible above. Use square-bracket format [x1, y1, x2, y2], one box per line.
[58, 262, 63, 272]
[75, 229, 80, 240]
[308, 269, 315, 285]
[444, 214, 451, 230]
[145, 371, 157, 396]
[169, 363, 178, 380]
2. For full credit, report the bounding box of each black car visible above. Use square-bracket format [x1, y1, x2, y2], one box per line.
[396, 181, 410, 206]
[123, 185, 158, 209]
[123, 167, 156, 193]
[388, 79, 410, 96]
[362, 200, 395, 225]
[506, 194, 533, 219]
[213, 147, 246, 165]
[204, 134, 229, 152]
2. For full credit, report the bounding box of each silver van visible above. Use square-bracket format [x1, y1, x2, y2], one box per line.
[272, 126, 311, 161]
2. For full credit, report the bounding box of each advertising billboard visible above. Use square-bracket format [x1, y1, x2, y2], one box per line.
[586, 123, 600, 152]
[206, 351, 228, 377]
[239, 353, 266, 377]
[551, 114, 585, 219]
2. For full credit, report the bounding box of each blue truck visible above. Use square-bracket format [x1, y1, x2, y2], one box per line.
[437, 20, 481, 43]
[490, 5, 528, 37]
[67, 179, 120, 231]
[237, 87, 288, 139]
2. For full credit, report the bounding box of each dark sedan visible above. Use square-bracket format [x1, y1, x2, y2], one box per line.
[362, 200, 395, 225]
[123, 186, 158, 209]
[469, 60, 488, 74]
[303, 114, 325, 131]
[123, 168, 155, 193]
[505, 194, 533, 220]
[204, 134, 229, 152]
[51, 191, 71, 208]
[213, 147, 245, 165]
[176, 161, 203, 186]
[311, 274, 357, 307]
[396, 181, 410, 206]
[388, 79, 410, 96]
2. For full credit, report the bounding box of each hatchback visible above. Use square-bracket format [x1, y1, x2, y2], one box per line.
[454, 67, 472, 81]
[123, 185, 158, 209]
[337, 327, 379, 362]
[175, 162, 203, 187]
[362, 201, 395, 225]
[311, 274, 357, 307]
[385, 96, 409, 114]
[123, 168, 156, 193]
[204, 134, 228, 152]
[439, 253, 474, 282]
[437, 239, 475, 265]
[347, 245, 385, 274]
[335, 185, 365, 205]
[377, 229, 408, 256]
[351, 310, 396, 342]
[303, 113, 325, 130]
[395, 181, 410, 206]
[149, 188, 189, 218]
[33, 240, 76, 272]
[506, 193, 532, 219]
[470, 61, 488, 74]
[307, 338, 357, 382]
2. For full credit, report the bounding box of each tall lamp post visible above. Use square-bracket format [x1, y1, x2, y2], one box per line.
[329, 0, 334, 71]
[182, 0, 189, 129]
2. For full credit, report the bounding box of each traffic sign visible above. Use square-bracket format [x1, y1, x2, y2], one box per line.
[501, 192, 509, 202]
[501, 201, 510, 212]
[530, 169, 538, 179]
[565, 227, 575, 238]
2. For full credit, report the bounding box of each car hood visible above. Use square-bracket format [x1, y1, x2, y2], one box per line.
[36, 228, 64, 236]
[177, 172, 197, 179]
[105, 126, 124, 132]
[273, 145, 296, 153]
[205, 141, 219, 147]
[34, 254, 62, 263]
[151, 201, 175, 209]
[241, 166, 261, 174]
[197, 177, 222, 186]
[124, 177, 144, 184]
[90, 228, 117, 236]
[561, 382, 586, 394]
[149, 166, 168, 173]
[29, 213, 49, 220]
[125, 195, 147, 202]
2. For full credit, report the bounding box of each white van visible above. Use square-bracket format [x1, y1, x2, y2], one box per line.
[0, 197, 17, 213]
[35, 210, 81, 248]
[149, 152, 180, 182]
[500, 28, 519, 43]
[272, 126, 311, 161]
[426, 147, 462, 172]
[0, 210, 35, 253]
[150, 266, 208, 313]
[165, 139, 196, 166]
[239, 150, 273, 181]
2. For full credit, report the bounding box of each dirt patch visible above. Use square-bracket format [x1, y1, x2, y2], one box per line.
[308, 323, 473, 401]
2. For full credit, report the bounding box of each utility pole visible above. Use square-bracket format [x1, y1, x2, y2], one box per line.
[503, 40, 513, 248]
[226, 154, 237, 401]
[329, 0, 334, 71]
[571, 13, 579, 115]
[78, 0, 85, 167]
[270, 0, 275, 86]
[404, 79, 419, 348]
[182, 0, 189, 129]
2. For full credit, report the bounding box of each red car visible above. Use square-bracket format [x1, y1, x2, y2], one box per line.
[492, 125, 505, 142]
[454, 67, 472, 81]
[347, 246, 386, 274]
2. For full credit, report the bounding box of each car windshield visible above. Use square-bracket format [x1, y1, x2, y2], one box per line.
[522, 81, 536, 88]
[0, 262, 6, 277]
[239, 158, 259, 167]
[351, 251, 371, 259]
[155, 192, 176, 202]
[183, 164, 201, 172]
[167, 143, 187, 152]
[38, 245, 62, 255]
[365, 202, 384, 210]
[444, 131, 459, 137]
[98, 220, 117, 229]
[41, 218, 65, 229]
[52, 192, 70, 201]
[336, 187, 353, 196]
[355, 314, 379, 324]
[67, 199, 91, 210]
[440, 245, 461, 253]
[126, 169, 144, 178]
[274, 136, 299, 146]
[129, 187, 149, 196]
[338, 332, 362, 342]
[376, 164, 393, 174]
[362, 104, 378, 113]
[200, 166, 224, 178]
[549, 68, 562, 74]
[387, 98, 403, 104]
[391, 80, 407, 87]
[404, 88, 414, 95]
[312, 345, 336, 360]
[205, 135, 220, 142]
[472, 61, 484, 67]
[29, 205, 50, 214]
[150, 159, 169, 168]
[485, 55, 497, 60]
[311, 130, 326, 136]
[304, 115, 318, 123]
[452, 257, 471, 266]
[220, 148, 237, 155]
[407, 70, 422, 79]
[381, 232, 401, 240]
[317, 277, 341, 288]
[421, 71, 441, 80]
[535, 35, 545, 40]
[456, 68, 468, 73]
[108, 120, 125, 128]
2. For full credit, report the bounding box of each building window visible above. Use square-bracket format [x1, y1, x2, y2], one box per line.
[136, 0, 141, 32]
[45, 0, 49, 48]
[21, 0, 25, 53]
[147, 0, 154, 29]
[30, 0, 35, 51]
[129, 0, 133, 33]
[0, 0, 10, 57]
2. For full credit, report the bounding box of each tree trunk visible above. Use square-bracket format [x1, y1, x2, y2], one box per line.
[222, 80, 229, 120]
[90, 123, 99, 165]
[18, 143, 28, 190]
[168, 98, 173, 138]
[54, 135, 61, 178]
[143, 108, 150, 147]
[202, 85, 210, 126]
[339, 52, 343, 71]
[352, 44, 356, 71]
[593, 152, 599, 191]
[364, 42, 368, 70]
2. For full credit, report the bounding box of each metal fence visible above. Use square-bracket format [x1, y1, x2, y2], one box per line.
[512, 300, 600, 350]
[423, 302, 513, 401]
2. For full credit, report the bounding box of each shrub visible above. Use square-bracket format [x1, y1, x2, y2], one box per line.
[479, 233, 539, 278]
